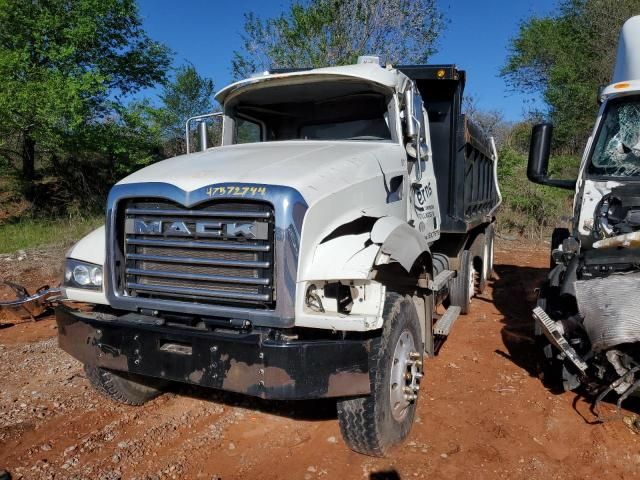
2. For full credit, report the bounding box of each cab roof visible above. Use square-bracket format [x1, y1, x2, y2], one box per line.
[215, 62, 411, 105]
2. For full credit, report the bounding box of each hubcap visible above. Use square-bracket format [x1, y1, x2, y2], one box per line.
[389, 330, 422, 421]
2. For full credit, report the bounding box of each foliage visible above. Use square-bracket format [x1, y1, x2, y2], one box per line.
[502, 0, 640, 153]
[497, 147, 579, 238]
[231, 0, 445, 79]
[463, 95, 513, 148]
[0, 0, 171, 199]
[153, 64, 216, 157]
[0, 215, 103, 254]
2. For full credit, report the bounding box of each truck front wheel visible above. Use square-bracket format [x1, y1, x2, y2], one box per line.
[337, 293, 423, 456]
[84, 366, 165, 406]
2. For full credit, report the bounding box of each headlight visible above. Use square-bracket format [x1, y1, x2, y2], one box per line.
[64, 259, 103, 290]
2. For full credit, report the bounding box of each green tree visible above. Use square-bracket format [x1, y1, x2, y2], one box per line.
[232, 0, 445, 79]
[44, 100, 163, 213]
[502, 0, 640, 152]
[154, 64, 216, 157]
[0, 0, 171, 198]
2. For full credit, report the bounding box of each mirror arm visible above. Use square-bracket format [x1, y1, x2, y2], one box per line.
[532, 178, 577, 190]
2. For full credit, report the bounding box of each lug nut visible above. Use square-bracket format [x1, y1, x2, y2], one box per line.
[404, 393, 417, 402]
[414, 360, 423, 368]
[403, 386, 413, 394]
[409, 351, 420, 360]
[415, 372, 424, 379]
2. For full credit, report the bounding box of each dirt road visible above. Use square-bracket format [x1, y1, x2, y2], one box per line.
[1, 242, 640, 480]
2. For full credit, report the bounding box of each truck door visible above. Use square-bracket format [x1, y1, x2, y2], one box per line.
[407, 90, 441, 243]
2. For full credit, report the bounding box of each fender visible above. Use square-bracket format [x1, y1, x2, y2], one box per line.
[65, 226, 109, 305]
[295, 216, 431, 332]
[301, 216, 430, 282]
[66, 225, 106, 265]
[371, 217, 430, 272]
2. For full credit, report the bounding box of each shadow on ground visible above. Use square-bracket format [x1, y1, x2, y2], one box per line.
[491, 263, 548, 378]
[168, 382, 339, 422]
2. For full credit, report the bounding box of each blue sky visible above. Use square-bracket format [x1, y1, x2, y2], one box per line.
[137, 0, 558, 121]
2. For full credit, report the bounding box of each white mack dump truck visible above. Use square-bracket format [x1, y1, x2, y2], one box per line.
[528, 16, 640, 420]
[1, 58, 500, 455]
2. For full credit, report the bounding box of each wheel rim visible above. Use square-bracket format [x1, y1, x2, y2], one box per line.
[389, 330, 422, 421]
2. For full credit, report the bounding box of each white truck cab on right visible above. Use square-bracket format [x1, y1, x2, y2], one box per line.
[528, 16, 640, 415]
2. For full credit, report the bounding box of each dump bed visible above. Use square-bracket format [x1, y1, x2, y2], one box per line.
[397, 65, 499, 234]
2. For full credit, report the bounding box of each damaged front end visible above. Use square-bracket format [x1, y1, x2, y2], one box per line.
[0, 281, 63, 321]
[535, 186, 640, 420]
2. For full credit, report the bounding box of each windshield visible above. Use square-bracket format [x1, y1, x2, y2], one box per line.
[590, 96, 640, 177]
[226, 79, 394, 144]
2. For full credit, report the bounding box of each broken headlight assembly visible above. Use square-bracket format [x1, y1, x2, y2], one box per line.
[64, 259, 103, 290]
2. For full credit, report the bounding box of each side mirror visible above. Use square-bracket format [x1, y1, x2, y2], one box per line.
[404, 87, 424, 182]
[527, 123, 576, 190]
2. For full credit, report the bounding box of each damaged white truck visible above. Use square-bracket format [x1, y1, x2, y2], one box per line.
[529, 17, 640, 420]
[1, 58, 499, 455]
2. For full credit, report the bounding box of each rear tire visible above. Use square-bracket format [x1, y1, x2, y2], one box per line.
[337, 293, 423, 457]
[85, 365, 165, 406]
[450, 249, 474, 314]
[473, 233, 488, 294]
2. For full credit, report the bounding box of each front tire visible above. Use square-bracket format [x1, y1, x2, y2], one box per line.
[337, 293, 423, 457]
[85, 366, 165, 406]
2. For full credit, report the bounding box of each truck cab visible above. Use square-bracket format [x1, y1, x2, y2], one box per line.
[527, 16, 640, 414]
[3, 58, 500, 455]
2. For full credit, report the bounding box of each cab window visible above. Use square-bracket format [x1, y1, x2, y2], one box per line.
[235, 118, 261, 144]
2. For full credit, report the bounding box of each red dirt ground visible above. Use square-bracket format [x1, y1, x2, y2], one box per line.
[1, 242, 640, 479]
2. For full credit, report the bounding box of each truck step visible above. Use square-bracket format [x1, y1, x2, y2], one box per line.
[429, 269, 455, 292]
[433, 306, 461, 337]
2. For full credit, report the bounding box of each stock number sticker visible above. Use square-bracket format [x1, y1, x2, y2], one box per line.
[206, 185, 267, 197]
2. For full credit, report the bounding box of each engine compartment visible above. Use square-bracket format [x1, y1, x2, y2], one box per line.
[537, 185, 640, 418]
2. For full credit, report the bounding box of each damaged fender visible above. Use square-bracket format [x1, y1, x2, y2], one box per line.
[301, 216, 430, 282]
[295, 215, 430, 332]
[371, 216, 430, 272]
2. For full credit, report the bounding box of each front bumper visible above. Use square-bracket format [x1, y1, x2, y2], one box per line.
[56, 305, 372, 400]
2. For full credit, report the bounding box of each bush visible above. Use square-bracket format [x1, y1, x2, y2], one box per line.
[496, 148, 578, 239]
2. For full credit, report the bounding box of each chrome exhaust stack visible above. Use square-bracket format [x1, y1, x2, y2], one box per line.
[184, 112, 223, 154]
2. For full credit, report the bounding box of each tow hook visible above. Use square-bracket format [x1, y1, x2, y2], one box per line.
[0, 281, 64, 321]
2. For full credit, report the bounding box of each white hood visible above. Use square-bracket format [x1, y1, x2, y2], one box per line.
[118, 140, 402, 206]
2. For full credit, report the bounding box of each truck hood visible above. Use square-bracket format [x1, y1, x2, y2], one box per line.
[118, 140, 402, 205]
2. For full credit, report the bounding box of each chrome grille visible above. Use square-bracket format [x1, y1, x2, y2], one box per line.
[121, 200, 274, 307]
